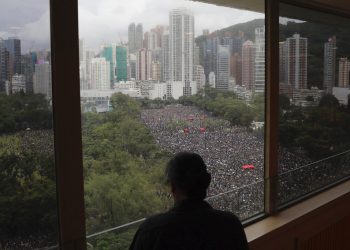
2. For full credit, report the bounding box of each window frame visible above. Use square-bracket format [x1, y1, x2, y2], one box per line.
[48, 0, 350, 248]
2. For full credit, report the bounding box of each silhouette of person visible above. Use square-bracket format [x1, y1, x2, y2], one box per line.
[130, 151, 249, 250]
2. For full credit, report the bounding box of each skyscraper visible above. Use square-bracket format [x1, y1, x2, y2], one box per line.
[3, 38, 21, 77]
[128, 23, 136, 53]
[136, 48, 152, 81]
[151, 61, 161, 81]
[242, 40, 255, 90]
[169, 8, 194, 96]
[279, 41, 287, 84]
[0, 39, 10, 92]
[161, 31, 170, 82]
[136, 23, 143, 51]
[285, 33, 308, 90]
[254, 27, 265, 93]
[33, 61, 52, 98]
[116, 46, 127, 81]
[338, 57, 349, 88]
[90, 58, 110, 90]
[216, 45, 230, 90]
[194, 65, 206, 91]
[231, 53, 242, 86]
[100, 45, 114, 84]
[323, 36, 336, 94]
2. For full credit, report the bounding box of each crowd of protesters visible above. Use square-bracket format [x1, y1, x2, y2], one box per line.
[141, 105, 349, 219]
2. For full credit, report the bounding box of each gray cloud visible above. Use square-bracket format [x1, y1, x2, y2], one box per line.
[0, 0, 263, 53]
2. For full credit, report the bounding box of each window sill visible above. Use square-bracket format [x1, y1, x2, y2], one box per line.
[245, 179, 350, 245]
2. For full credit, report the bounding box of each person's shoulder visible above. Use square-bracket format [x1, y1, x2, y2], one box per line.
[138, 211, 174, 232]
[210, 209, 242, 226]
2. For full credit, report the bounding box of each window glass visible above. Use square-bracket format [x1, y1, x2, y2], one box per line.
[0, 1, 58, 248]
[78, 0, 265, 247]
[278, 4, 350, 207]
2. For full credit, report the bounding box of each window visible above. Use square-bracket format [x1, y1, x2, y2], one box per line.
[78, 0, 265, 247]
[277, 3, 350, 207]
[0, 1, 58, 248]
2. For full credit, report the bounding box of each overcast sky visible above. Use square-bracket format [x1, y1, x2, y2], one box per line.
[0, 0, 263, 53]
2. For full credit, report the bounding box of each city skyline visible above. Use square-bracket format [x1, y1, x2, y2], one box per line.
[0, 0, 263, 53]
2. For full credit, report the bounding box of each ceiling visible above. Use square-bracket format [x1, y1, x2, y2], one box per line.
[194, 0, 350, 16]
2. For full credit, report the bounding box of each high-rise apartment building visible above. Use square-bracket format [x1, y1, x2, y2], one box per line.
[136, 23, 143, 51]
[3, 38, 21, 77]
[11, 74, 26, 94]
[338, 57, 350, 88]
[279, 41, 287, 84]
[231, 53, 242, 86]
[161, 31, 170, 82]
[0, 39, 10, 92]
[116, 46, 127, 82]
[136, 48, 152, 81]
[100, 45, 115, 83]
[194, 65, 206, 91]
[285, 34, 307, 89]
[216, 45, 230, 90]
[90, 58, 110, 90]
[209, 72, 215, 87]
[242, 40, 255, 90]
[323, 36, 337, 94]
[147, 26, 164, 50]
[285, 33, 308, 90]
[128, 23, 136, 54]
[151, 61, 161, 81]
[232, 37, 243, 56]
[254, 27, 265, 93]
[33, 61, 52, 98]
[21, 53, 36, 93]
[169, 8, 194, 96]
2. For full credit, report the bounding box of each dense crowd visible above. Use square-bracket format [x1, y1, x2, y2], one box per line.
[141, 105, 350, 219]
[141, 105, 265, 218]
[0, 236, 56, 250]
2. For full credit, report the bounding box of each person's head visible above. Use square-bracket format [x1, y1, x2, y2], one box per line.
[165, 152, 211, 201]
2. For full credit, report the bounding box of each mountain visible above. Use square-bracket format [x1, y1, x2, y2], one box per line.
[196, 18, 350, 90]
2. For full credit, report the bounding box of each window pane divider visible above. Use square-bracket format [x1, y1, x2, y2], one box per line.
[265, 0, 279, 215]
[50, 0, 87, 248]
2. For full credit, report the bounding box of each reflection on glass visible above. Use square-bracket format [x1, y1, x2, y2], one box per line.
[0, 0, 58, 248]
[278, 8, 350, 207]
[79, 0, 265, 247]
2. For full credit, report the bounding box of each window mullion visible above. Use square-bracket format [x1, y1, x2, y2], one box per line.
[264, 0, 279, 215]
[50, 0, 87, 248]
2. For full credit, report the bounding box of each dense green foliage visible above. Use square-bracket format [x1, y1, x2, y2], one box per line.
[82, 93, 172, 249]
[279, 94, 350, 160]
[0, 93, 52, 134]
[0, 132, 57, 241]
[178, 87, 264, 126]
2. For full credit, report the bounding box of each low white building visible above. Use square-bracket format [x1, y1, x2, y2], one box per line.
[333, 87, 350, 105]
[149, 83, 167, 100]
[11, 74, 26, 94]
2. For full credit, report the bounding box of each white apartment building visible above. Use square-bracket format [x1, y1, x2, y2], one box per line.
[90, 58, 110, 90]
[11, 74, 26, 93]
[136, 48, 152, 81]
[33, 62, 52, 98]
[216, 45, 230, 90]
[255, 27, 265, 93]
[338, 57, 350, 88]
[169, 8, 194, 96]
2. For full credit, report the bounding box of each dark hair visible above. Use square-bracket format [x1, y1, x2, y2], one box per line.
[165, 152, 211, 200]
